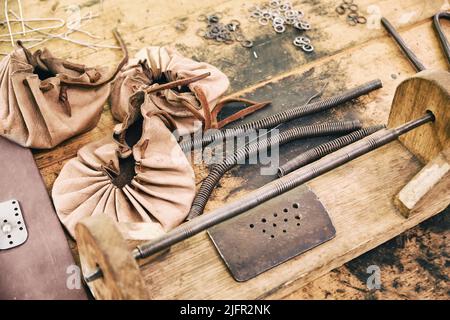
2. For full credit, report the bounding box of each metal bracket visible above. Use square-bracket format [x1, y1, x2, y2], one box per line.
[208, 185, 335, 282]
[0, 199, 28, 250]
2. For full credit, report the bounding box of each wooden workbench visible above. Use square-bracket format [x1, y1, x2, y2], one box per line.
[3, 0, 448, 299]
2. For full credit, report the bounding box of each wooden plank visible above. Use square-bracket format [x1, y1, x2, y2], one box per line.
[1, 0, 446, 299]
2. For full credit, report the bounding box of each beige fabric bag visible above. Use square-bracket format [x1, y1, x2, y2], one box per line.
[0, 31, 127, 149]
[111, 46, 230, 135]
[52, 93, 196, 240]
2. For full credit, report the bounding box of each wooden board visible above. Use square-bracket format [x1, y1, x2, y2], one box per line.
[2, 0, 448, 299]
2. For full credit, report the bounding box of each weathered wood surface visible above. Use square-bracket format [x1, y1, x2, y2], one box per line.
[2, 0, 448, 299]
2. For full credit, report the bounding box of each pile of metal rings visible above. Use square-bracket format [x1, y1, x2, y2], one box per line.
[335, 0, 367, 26]
[196, 13, 253, 48]
[248, 0, 314, 53]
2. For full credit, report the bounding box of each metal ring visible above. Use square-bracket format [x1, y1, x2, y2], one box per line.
[241, 39, 254, 48]
[259, 17, 270, 25]
[347, 12, 358, 19]
[208, 15, 220, 23]
[335, 5, 346, 15]
[197, 14, 207, 22]
[347, 18, 357, 26]
[301, 44, 314, 52]
[357, 16, 367, 24]
[196, 28, 207, 37]
[270, 0, 280, 8]
[274, 24, 286, 33]
[300, 21, 311, 30]
[349, 4, 358, 12]
[234, 33, 246, 42]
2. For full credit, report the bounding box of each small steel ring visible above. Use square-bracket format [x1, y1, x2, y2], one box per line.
[270, 0, 280, 8]
[302, 44, 314, 52]
[196, 28, 206, 37]
[347, 12, 358, 19]
[357, 16, 367, 24]
[259, 17, 269, 25]
[234, 33, 246, 42]
[349, 4, 358, 12]
[263, 12, 272, 19]
[208, 15, 220, 23]
[231, 19, 241, 27]
[300, 22, 311, 30]
[197, 14, 208, 22]
[347, 18, 357, 26]
[343, 0, 353, 4]
[335, 5, 346, 15]
[251, 11, 262, 18]
[274, 24, 286, 33]
[241, 39, 254, 48]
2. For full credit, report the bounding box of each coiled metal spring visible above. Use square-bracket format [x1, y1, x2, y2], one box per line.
[179, 79, 382, 152]
[278, 125, 385, 176]
[187, 120, 362, 220]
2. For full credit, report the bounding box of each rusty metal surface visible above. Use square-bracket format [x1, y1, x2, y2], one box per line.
[208, 185, 335, 282]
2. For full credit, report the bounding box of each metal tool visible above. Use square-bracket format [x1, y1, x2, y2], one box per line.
[187, 120, 362, 220]
[208, 185, 335, 281]
[129, 112, 434, 262]
[433, 11, 450, 68]
[0, 199, 28, 250]
[381, 17, 426, 72]
[180, 79, 383, 151]
[278, 125, 384, 176]
[82, 112, 434, 283]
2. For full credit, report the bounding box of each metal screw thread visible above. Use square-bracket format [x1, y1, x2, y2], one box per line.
[179, 79, 382, 152]
[381, 17, 426, 72]
[278, 125, 385, 177]
[134, 113, 433, 260]
[186, 120, 362, 220]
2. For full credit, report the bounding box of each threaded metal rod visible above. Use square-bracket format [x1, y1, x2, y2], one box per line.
[180, 79, 383, 152]
[187, 120, 362, 220]
[134, 112, 434, 260]
[381, 17, 426, 72]
[433, 11, 450, 68]
[277, 125, 385, 177]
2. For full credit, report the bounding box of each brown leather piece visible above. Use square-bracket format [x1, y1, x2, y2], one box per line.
[0, 137, 87, 300]
[0, 30, 127, 150]
[111, 46, 230, 135]
[52, 95, 196, 241]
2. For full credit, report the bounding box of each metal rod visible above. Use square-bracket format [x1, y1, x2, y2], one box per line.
[180, 79, 383, 152]
[433, 11, 450, 68]
[187, 120, 362, 220]
[134, 112, 434, 260]
[277, 125, 385, 177]
[381, 17, 426, 72]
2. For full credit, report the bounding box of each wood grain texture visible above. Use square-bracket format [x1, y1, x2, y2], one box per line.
[2, 0, 447, 299]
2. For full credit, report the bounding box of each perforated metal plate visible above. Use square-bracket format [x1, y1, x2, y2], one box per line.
[208, 185, 335, 282]
[0, 199, 28, 250]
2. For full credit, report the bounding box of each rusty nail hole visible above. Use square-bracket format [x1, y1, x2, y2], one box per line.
[293, 203, 299, 209]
